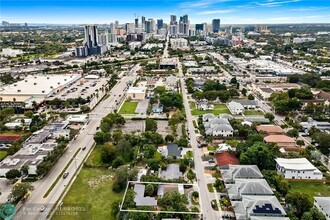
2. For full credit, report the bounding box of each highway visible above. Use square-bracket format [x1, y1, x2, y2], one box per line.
[14, 65, 140, 220]
[178, 59, 220, 220]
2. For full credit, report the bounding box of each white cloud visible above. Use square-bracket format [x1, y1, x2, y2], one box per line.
[292, 7, 330, 12]
[255, 0, 300, 7]
[198, 9, 236, 15]
[178, 0, 235, 9]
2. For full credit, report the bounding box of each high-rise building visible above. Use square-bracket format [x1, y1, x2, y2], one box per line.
[2, 21, 9, 26]
[146, 20, 152, 33]
[225, 26, 232, 35]
[157, 19, 163, 30]
[98, 32, 109, 46]
[196, 24, 204, 32]
[115, 21, 119, 28]
[170, 25, 178, 36]
[180, 14, 188, 23]
[170, 15, 177, 25]
[135, 18, 139, 28]
[141, 16, 146, 28]
[212, 19, 220, 33]
[110, 22, 116, 34]
[125, 23, 135, 33]
[75, 25, 108, 57]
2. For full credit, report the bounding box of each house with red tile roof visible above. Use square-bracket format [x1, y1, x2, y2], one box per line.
[256, 125, 284, 135]
[215, 151, 239, 167]
[0, 134, 22, 144]
[264, 135, 299, 153]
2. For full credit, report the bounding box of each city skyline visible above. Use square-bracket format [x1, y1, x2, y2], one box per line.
[1, 0, 330, 24]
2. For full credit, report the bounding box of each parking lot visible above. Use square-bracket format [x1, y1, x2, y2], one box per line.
[120, 120, 145, 134]
[157, 120, 171, 137]
[47, 77, 108, 100]
[135, 100, 149, 115]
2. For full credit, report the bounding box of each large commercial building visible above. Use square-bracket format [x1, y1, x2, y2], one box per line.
[75, 25, 108, 57]
[157, 19, 163, 30]
[0, 74, 81, 109]
[212, 19, 220, 33]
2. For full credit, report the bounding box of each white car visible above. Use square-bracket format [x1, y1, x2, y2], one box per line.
[40, 205, 47, 212]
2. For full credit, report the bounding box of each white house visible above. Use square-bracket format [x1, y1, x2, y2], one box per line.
[275, 158, 323, 180]
[127, 87, 146, 100]
[204, 117, 234, 137]
[314, 197, 330, 220]
[227, 101, 244, 115]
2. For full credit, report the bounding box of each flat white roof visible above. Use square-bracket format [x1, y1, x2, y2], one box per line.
[127, 87, 146, 93]
[0, 74, 81, 96]
[275, 158, 318, 171]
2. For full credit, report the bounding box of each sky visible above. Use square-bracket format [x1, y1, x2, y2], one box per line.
[1, 0, 330, 24]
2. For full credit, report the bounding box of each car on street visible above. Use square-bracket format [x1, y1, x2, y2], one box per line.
[63, 172, 69, 179]
[82, 146, 86, 150]
[40, 205, 47, 212]
[211, 201, 216, 209]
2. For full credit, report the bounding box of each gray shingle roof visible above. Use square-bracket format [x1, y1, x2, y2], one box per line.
[226, 179, 273, 200]
[314, 197, 330, 217]
[167, 144, 181, 157]
[133, 184, 157, 206]
[233, 99, 258, 106]
[160, 164, 183, 180]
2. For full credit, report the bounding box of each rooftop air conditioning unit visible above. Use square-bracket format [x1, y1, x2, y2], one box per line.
[17, 89, 21, 92]
[34, 82, 37, 85]
[42, 90, 45, 93]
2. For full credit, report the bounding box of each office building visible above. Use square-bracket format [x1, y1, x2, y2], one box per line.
[115, 21, 119, 28]
[212, 19, 220, 33]
[125, 23, 135, 34]
[180, 14, 188, 23]
[169, 25, 178, 36]
[141, 16, 146, 28]
[2, 21, 9, 26]
[98, 32, 109, 46]
[170, 15, 177, 25]
[146, 20, 152, 33]
[75, 25, 108, 57]
[225, 25, 232, 35]
[196, 24, 204, 32]
[157, 19, 163, 30]
[135, 18, 139, 28]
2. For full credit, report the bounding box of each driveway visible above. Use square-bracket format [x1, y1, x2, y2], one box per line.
[135, 99, 149, 115]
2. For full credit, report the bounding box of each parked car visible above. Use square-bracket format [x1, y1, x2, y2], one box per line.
[82, 147, 86, 151]
[211, 201, 215, 208]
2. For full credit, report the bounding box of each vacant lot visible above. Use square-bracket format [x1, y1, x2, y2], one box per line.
[289, 181, 330, 202]
[191, 104, 230, 116]
[52, 168, 122, 220]
[119, 101, 138, 114]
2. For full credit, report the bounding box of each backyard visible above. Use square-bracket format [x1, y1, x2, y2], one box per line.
[52, 168, 122, 220]
[118, 101, 138, 114]
[191, 104, 230, 116]
[0, 150, 8, 161]
[289, 181, 330, 202]
[243, 110, 264, 116]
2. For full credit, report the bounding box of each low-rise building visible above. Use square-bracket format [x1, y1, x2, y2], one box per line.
[256, 125, 284, 135]
[264, 135, 297, 151]
[232, 99, 258, 109]
[227, 101, 244, 115]
[314, 197, 330, 220]
[127, 87, 146, 100]
[221, 165, 263, 184]
[160, 58, 177, 69]
[66, 114, 88, 124]
[275, 158, 323, 180]
[204, 116, 234, 137]
[300, 117, 330, 133]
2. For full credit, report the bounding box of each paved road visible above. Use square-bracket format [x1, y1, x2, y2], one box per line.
[14, 65, 140, 220]
[178, 60, 220, 220]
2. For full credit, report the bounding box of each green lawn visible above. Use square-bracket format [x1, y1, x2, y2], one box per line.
[289, 182, 330, 202]
[52, 168, 122, 220]
[207, 183, 214, 192]
[191, 104, 230, 116]
[189, 101, 196, 109]
[244, 110, 264, 116]
[85, 146, 104, 166]
[0, 150, 8, 161]
[118, 101, 138, 114]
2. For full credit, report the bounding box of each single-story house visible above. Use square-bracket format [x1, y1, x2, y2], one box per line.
[160, 164, 183, 180]
[133, 184, 157, 207]
[232, 99, 258, 109]
[127, 87, 146, 100]
[0, 134, 22, 144]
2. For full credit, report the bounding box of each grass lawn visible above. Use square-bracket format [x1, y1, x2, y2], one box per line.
[153, 151, 163, 159]
[191, 104, 230, 116]
[207, 183, 214, 192]
[289, 182, 330, 202]
[85, 146, 104, 166]
[0, 150, 8, 161]
[207, 146, 217, 151]
[118, 101, 138, 114]
[244, 110, 264, 116]
[189, 101, 196, 109]
[52, 168, 122, 220]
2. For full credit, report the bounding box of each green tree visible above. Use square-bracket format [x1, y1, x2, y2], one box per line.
[264, 113, 275, 122]
[239, 142, 276, 170]
[301, 207, 326, 220]
[5, 169, 21, 180]
[9, 183, 34, 202]
[145, 118, 158, 132]
[24, 110, 34, 118]
[187, 169, 196, 182]
[154, 86, 166, 95]
[101, 143, 117, 163]
[241, 88, 247, 96]
[158, 191, 189, 212]
[165, 134, 175, 143]
[248, 94, 254, 100]
[145, 184, 155, 196]
[112, 166, 138, 193]
[286, 191, 312, 218]
[287, 129, 299, 138]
